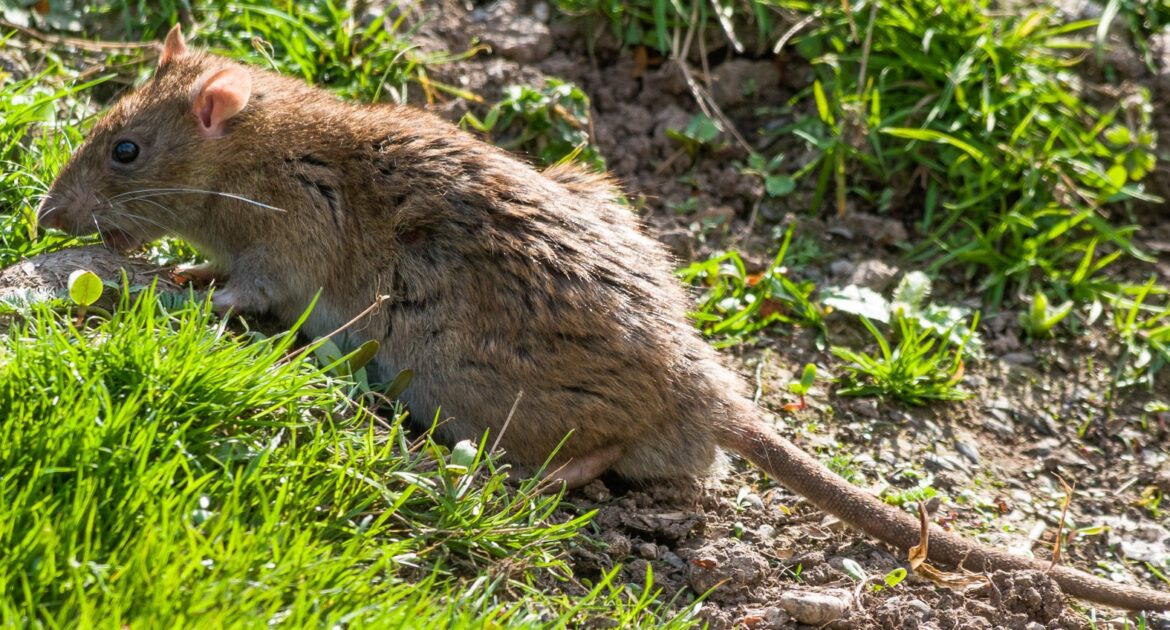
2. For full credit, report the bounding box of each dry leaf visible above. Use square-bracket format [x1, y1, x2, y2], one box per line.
[907, 501, 930, 570]
[632, 46, 649, 79]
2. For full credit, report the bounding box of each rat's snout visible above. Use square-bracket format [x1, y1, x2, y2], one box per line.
[36, 187, 97, 236]
[36, 197, 66, 230]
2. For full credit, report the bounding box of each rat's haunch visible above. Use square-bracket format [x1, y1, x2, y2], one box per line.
[37, 24, 1170, 612]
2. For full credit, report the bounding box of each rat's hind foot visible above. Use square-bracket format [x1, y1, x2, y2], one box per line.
[529, 445, 622, 490]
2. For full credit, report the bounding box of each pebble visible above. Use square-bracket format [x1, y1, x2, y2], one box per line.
[905, 598, 932, 618]
[661, 550, 685, 569]
[954, 440, 981, 465]
[635, 542, 659, 560]
[777, 590, 852, 626]
[830, 259, 856, 278]
[982, 416, 1015, 439]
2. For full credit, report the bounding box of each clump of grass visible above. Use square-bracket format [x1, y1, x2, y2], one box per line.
[778, 0, 1157, 305]
[0, 287, 698, 627]
[463, 79, 607, 170]
[553, 0, 788, 54]
[678, 225, 826, 348]
[831, 315, 975, 406]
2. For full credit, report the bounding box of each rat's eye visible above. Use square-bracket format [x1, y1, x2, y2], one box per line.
[112, 140, 139, 164]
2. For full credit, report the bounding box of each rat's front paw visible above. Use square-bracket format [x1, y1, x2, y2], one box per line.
[173, 262, 223, 288]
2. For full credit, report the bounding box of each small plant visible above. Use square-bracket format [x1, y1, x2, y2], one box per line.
[678, 224, 825, 348]
[824, 271, 983, 354]
[1019, 290, 1074, 338]
[883, 484, 943, 508]
[667, 113, 724, 157]
[1110, 278, 1170, 388]
[463, 79, 606, 170]
[784, 363, 817, 411]
[832, 315, 975, 405]
[739, 152, 796, 199]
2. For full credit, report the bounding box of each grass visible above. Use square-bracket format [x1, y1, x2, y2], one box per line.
[0, 287, 699, 627]
[0, 4, 699, 624]
[778, 0, 1157, 305]
[462, 79, 607, 170]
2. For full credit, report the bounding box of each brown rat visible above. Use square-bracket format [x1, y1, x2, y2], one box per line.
[36, 25, 1170, 612]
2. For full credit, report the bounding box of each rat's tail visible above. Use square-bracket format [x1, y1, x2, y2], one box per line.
[720, 418, 1170, 612]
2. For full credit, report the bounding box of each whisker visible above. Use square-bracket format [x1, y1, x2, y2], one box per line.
[111, 187, 286, 213]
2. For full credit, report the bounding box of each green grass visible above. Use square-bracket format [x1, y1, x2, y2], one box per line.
[778, 0, 1157, 305]
[462, 79, 607, 171]
[0, 288, 699, 627]
[552, 0, 788, 54]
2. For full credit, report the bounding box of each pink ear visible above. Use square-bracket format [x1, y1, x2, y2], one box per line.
[159, 24, 188, 67]
[191, 67, 252, 138]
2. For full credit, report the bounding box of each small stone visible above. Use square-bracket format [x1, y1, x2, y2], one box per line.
[848, 259, 900, 292]
[635, 542, 659, 560]
[830, 259, 856, 278]
[756, 524, 776, 540]
[778, 590, 852, 626]
[1024, 623, 1045, 630]
[661, 550, 685, 569]
[954, 440, 981, 465]
[851, 398, 880, 419]
[1001, 351, 1035, 365]
[982, 416, 1015, 439]
[905, 598, 931, 618]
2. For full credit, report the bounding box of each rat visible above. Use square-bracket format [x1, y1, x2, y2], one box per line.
[36, 25, 1170, 612]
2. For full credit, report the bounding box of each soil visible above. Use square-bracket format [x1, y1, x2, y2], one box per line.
[3, 1, 1169, 627]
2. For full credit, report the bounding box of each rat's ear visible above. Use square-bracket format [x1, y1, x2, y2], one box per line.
[191, 67, 252, 138]
[159, 24, 188, 67]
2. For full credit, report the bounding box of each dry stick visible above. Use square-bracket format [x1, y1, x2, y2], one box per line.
[1049, 473, 1075, 572]
[671, 12, 753, 155]
[856, 2, 879, 96]
[708, 0, 744, 54]
[286, 294, 391, 362]
[0, 20, 160, 51]
[490, 389, 525, 455]
[773, 13, 817, 55]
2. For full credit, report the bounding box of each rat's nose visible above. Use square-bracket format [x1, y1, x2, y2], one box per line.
[36, 199, 65, 230]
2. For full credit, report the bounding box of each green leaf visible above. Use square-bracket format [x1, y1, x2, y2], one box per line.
[764, 174, 796, 197]
[67, 270, 103, 307]
[383, 368, 414, 400]
[880, 127, 989, 165]
[799, 363, 817, 391]
[450, 439, 478, 468]
[346, 339, 380, 373]
[841, 558, 868, 581]
[1106, 164, 1128, 189]
[813, 80, 834, 125]
[883, 568, 908, 588]
[683, 114, 721, 144]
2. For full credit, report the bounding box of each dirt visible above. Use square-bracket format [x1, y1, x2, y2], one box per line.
[3, 1, 1169, 627]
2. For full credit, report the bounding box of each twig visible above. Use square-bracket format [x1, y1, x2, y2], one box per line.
[773, 13, 817, 55]
[1049, 473, 1075, 572]
[671, 16, 754, 155]
[0, 19, 160, 52]
[490, 389, 525, 454]
[287, 294, 390, 360]
[856, 2, 879, 96]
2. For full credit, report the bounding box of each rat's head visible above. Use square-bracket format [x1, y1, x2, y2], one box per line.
[37, 24, 253, 251]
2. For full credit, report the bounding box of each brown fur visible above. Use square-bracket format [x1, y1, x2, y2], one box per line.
[36, 26, 1170, 612]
